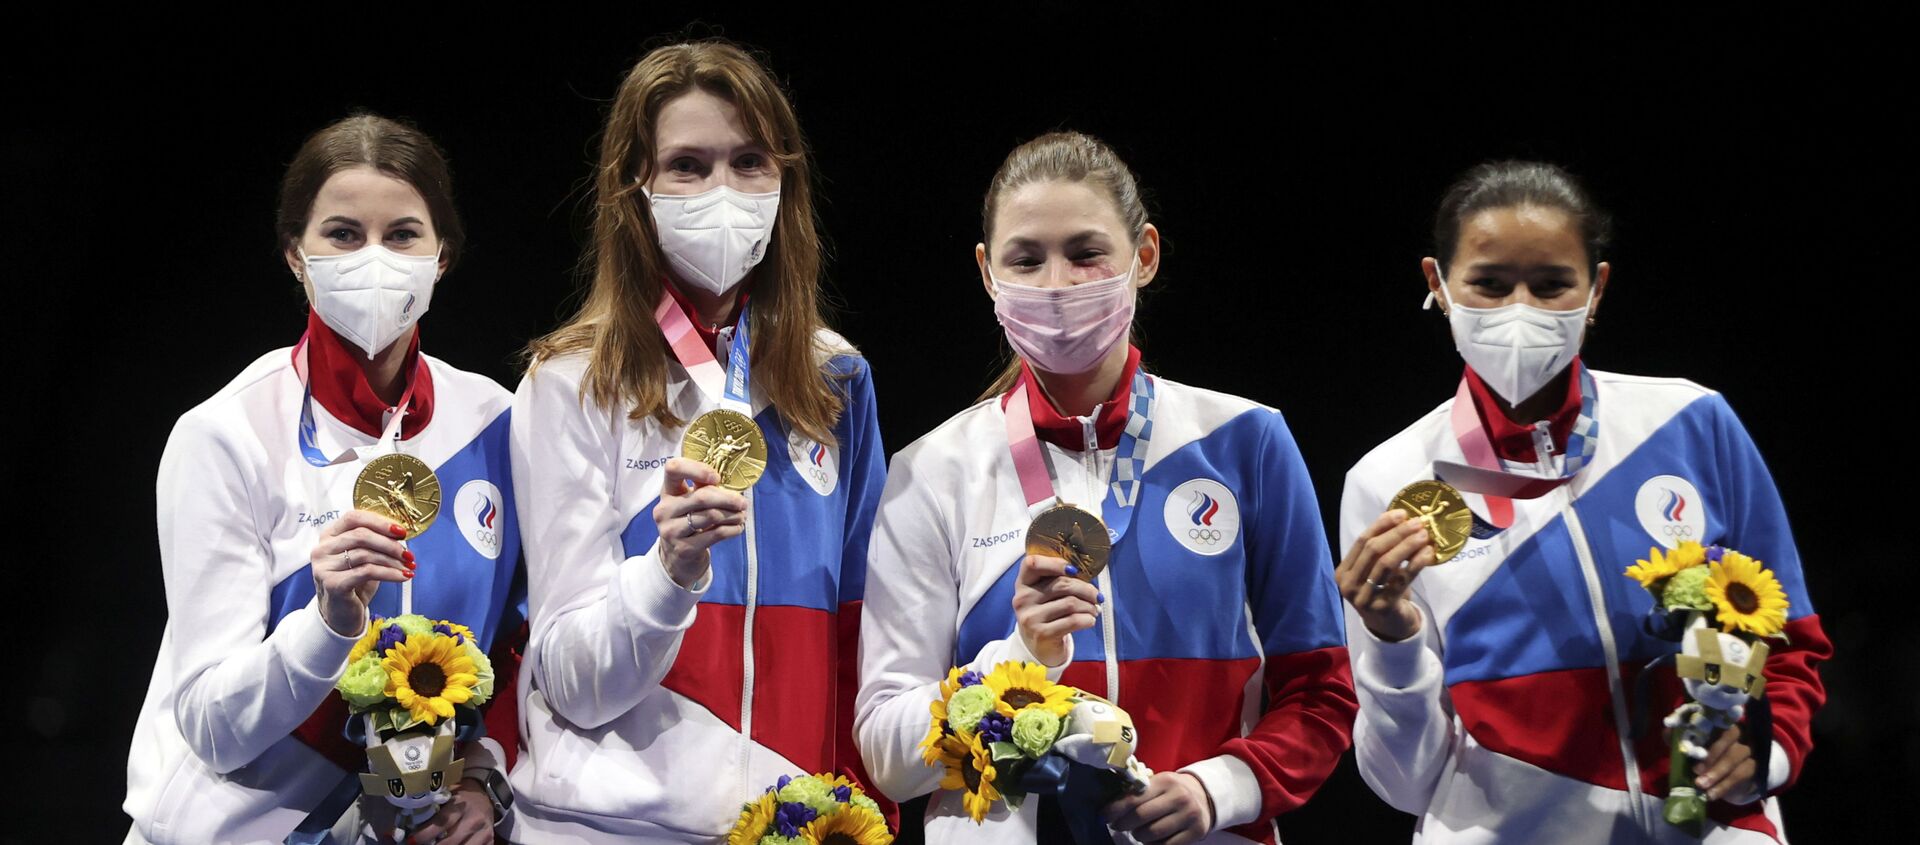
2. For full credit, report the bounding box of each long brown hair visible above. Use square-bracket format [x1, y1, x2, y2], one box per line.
[277, 113, 463, 269]
[976, 131, 1149, 401]
[528, 39, 844, 444]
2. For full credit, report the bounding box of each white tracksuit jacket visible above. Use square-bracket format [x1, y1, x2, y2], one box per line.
[123, 345, 521, 844]
[1341, 369, 1829, 844]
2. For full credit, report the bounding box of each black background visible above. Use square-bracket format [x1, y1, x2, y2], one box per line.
[7, 6, 1904, 843]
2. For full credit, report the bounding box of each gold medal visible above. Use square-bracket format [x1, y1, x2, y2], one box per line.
[354, 453, 442, 539]
[1025, 504, 1112, 582]
[1390, 480, 1472, 564]
[681, 409, 768, 491]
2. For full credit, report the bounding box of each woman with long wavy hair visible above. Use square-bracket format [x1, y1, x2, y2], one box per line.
[507, 40, 886, 842]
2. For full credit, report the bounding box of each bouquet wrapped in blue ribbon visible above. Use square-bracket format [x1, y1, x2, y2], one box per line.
[920, 662, 1152, 841]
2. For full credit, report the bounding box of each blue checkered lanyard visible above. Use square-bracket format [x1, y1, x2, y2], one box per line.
[1005, 367, 1156, 540]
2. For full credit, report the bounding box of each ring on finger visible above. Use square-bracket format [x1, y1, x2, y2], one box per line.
[687, 512, 705, 533]
[342, 549, 354, 569]
[1370, 579, 1389, 589]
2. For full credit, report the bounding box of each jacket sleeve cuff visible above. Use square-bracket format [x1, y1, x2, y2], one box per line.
[1179, 754, 1260, 831]
[283, 597, 361, 680]
[1767, 738, 1790, 793]
[1002, 631, 1072, 681]
[615, 543, 710, 633]
[1356, 607, 1435, 691]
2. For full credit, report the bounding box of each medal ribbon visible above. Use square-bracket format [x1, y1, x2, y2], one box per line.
[1004, 368, 1156, 540]
[654, 293, 753, 416]
[1435, 365, 1599, 527]
[293, 335, 423, 466]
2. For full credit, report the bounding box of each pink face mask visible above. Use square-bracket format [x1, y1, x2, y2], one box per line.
[991, 261, 1137, 375]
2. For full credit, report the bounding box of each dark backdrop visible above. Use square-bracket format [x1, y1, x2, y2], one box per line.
[8, 7, 1902, 843]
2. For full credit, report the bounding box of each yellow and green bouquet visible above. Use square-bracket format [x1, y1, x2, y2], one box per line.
[337, 613, 496, 732]
[1626, 541, 1789, 836]
[726, 773, 892, 845]
[334, 614, 497, 837]
[920, 661, 1147, 827]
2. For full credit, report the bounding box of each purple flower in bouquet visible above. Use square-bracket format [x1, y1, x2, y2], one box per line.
[375, 623, 408, 655]
[833, 784, 852, 803]
[959, 670, 985, 688]
[432, 622, 467, 644]
[774, 801, 818, 837]
[977, 712, 1013, 744]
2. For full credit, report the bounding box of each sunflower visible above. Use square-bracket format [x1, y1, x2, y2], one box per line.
[1705, 550, 1789, 637]
[728, 790, 779, 845]
[800, 805, 893, 845]
[1624, 541, 1708, 592]
[936, 733, 1001, 823]
[347, 622, 383, 664]
[983, 662, 1075, 719]
[381, 633, 480, 724]
[920, 696, 952, 765]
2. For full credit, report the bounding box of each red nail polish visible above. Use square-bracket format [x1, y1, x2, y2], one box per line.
[388, 524, 406, 537]
[404, 571, 415, 580]
[403, 550, 416, 563]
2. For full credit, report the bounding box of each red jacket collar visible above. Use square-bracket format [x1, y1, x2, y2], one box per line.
[661, 278, 749, 354]
[301, 308, 434, 440]
[1463, 357, 1583, 464]
[1001, 346, 1142, 451]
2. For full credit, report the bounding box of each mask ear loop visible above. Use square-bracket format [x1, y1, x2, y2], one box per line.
[1423, 265, 1451, 312]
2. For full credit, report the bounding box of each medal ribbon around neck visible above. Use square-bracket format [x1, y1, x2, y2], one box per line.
[1004, 367, 1156, 535]
[1433, 364, 1599, 528]
[653, 292, 753, 414]
[293, 335, 425, 466]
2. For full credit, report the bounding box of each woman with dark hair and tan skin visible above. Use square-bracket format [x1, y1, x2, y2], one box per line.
[508, 40, 887, 842]
[123, 114, 521, 844]
[1336, 161, 1829, 842]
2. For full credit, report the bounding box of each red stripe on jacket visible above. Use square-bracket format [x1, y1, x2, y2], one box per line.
[1056, 645, 1355, 832]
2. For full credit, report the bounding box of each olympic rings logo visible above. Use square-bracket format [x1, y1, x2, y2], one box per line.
[1188, 528, 1224, 543]
[1661, 524, 1695, 538]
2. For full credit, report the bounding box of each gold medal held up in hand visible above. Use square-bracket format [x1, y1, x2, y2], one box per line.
[1390, 480, 1472, 564]
[1026, 503, 1112, 583]
[681, 409, 768, 492]
[354, 453, 442, 540]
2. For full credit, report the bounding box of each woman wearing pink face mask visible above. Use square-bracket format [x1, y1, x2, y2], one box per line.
[855, 131, 1356, 844]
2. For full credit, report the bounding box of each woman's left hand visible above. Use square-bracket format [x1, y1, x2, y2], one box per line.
[406, 779, 494, 844]
[1696, 728, 1759, 803]
[1104, 771, 1214, 844]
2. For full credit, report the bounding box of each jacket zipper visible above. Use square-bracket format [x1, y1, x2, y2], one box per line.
[1081, 415, 1121, 704]
[740, 489, 759, 799]
[1561, 489, 1650, 835]
[1531, 420, 1556, 476]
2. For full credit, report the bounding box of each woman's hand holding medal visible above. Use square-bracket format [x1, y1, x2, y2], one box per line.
[654, 457, 749, 588]
[1013, 552, 1103, 667]
[309, 510, 417, 637]
[1337, 510, 1437, 643]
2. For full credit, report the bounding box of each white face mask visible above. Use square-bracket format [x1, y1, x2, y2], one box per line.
[303, 244, 439, 358]
[647, 185, 781, 296]
[1429, 266, 1592, 405]
[991, 260, 1138, 376]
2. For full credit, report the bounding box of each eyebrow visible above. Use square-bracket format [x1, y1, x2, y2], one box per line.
[318, 215, 425, 229]
[1001, 230, 1113, 251]
[1467, 262, 1578, 275]
[658, 143, 764, 160]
